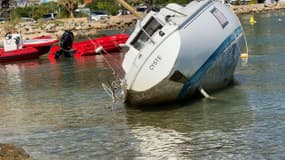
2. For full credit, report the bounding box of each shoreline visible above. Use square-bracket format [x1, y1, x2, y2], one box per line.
[1, 3, 285, 40]
[0, 15, 137, 40]
[231, 3, 285, 14]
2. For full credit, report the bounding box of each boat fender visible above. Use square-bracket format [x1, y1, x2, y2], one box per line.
[95, 46, 103, 54]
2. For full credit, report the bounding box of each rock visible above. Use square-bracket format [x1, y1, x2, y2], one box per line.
[55, 30, 64, 39]
[0, 143, 30, 160]
[45, 23, 57, 32]
[1, 15, 139, 39]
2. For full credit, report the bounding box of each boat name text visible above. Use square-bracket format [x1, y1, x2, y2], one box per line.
[149, 55, 162, 70]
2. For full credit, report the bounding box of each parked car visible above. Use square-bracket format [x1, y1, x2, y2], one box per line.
[117, 9, 131, 16]
[20, 17, 37, 23]
[0, 17, 6, 24]
[43, 13, 57, 21]
[89, 10, 108, 21]
[75, 8, 91, 17]
[229, 0, 251, 5]
[136, 6, 147, 13]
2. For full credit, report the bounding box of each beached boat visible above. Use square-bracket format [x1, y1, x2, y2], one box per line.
[48, 33, 129, 58]
[121, 0, 248, 105]
[0, 33, 58, 63]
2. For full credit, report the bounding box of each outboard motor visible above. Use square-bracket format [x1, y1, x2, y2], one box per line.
[55, 30, 74, 59]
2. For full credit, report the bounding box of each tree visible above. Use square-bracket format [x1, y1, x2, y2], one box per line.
[86, 0, 121, 15]
[1, 0, 11, 19]
[57, 0, 79, 18]
[154, 0, 189, 5]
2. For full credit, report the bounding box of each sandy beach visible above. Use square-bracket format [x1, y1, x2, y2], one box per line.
[0, 15, 137, 40]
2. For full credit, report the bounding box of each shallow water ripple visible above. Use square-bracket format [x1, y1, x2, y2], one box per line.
[1, 11, 285, 159]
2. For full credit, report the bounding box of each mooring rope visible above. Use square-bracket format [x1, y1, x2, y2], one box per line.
[86, 36, 126, 103]
[75, 26, 128, 103]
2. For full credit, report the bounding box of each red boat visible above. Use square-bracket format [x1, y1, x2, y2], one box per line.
[49, 33, 129, 58]
[23, 36, 59, 54]
[0, 34, 58, 63]
[0, 47, 39, 62]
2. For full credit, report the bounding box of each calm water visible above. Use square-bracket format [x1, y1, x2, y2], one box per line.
[1, 11, 285, 159]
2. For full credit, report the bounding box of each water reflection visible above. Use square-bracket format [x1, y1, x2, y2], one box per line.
[239, 11, 285, 55]
[0, 55, 130, 160]
[0, 60, 41, 106]
[125, 85, 253, 159]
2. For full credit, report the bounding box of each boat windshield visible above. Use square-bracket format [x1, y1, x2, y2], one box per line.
[131, 17, 162, 50]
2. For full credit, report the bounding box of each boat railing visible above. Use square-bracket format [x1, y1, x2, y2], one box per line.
[164, 7, 187, 17]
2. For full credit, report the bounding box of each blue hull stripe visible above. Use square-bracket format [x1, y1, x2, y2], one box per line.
[177, 26, 243, 100]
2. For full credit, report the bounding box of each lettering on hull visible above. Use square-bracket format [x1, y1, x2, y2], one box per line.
[149, 55, 162, 70]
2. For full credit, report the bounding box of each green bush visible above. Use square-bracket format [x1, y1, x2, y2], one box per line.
[85, 0, 120, 15]
[8, 0, 191, 21]
[11, 2, 61, 20]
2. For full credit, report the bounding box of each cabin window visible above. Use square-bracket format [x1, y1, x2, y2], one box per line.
[131, 17, 163, 50]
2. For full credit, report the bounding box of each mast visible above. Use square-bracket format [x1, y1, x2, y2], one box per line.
[116, 0, 143, 19]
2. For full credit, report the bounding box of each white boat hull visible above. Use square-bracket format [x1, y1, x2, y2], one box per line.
[122, 0, 247, 105]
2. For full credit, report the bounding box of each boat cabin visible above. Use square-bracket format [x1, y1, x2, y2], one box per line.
[3, 33, 23, 52]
